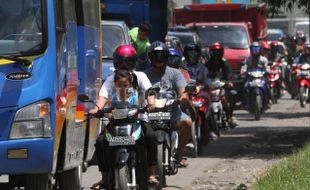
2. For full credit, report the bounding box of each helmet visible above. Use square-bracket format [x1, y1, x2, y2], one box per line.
[250, 41, 261, 56]
[260, 41, 270, 50]
[183, 43, 201, 64]
[113, 45, 137, 70]
[209, 42, 224, 59]
[168, 48, 182, 68]
[270, 41, 279, 52]
[148, 41, 169, 65]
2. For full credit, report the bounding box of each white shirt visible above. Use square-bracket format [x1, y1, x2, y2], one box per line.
[99, 71, 152, 99]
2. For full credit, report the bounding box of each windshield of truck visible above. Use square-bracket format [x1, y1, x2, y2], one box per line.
[198, 25, 250, 49]
[168, 33, 196, 46]
[0, 0, 45, 55]
[102, 25, 126, 58]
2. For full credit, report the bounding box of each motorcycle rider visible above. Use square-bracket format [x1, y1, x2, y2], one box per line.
[90, 45, 159, 189]
[260, 40, 271, 59]
[297, 42, 310, 64]
[168, 48, 191, 82]
[205, 42, 238, 128]
[242, 42, 270, 107]
[183, 44, 222, 139]
[144, 41, 192, 167]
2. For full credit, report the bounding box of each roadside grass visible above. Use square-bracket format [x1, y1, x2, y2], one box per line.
[255, 141, 310, 190]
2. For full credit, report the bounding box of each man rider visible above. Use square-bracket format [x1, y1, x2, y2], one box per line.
[298, 42, 310, 64]
[183, 44, 227, 140]
[90, 45, 159, 189]
[205, 42, 238, 128]
[129, 22, 152, 71]
[243, 42, 269, 72]
[144, 41, 192, 167]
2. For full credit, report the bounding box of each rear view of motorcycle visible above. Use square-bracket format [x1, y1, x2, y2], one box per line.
[79, 95, 148, 190]
[244, 67, 269, 120]
[297, 62, 310, 107]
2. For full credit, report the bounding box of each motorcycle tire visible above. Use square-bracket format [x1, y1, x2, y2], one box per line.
[26, 174, 53, 190]
[210, 114, 220, 136]
[197, 112, 207, 156]
[254, 95, 261, 121]
[300, 86, 307, 108]
[156, 144, 166, 189]
[115, 164, 130, 190]
[271, 88, 278, 104]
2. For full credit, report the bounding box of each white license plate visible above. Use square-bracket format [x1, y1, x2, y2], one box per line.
[109, 136, 135, 146]
[148, 112, 171, 120]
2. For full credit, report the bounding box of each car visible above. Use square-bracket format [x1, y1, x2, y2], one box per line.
[101, 20, 131, 81]
[267, 29, 286, 42]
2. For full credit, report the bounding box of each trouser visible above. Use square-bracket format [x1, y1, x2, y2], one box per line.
[95, 121, 157, 172]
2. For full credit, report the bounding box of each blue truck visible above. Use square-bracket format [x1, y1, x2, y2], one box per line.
[101, 0, 168, 42]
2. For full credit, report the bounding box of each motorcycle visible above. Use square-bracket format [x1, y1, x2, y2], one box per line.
[244, 67, 269, 120]
[185, 80, 209, 156]
[267, 61, 282, 104]
[207, 78, 227, 136]
[287, 62, 300, 99]
[147, 85, 179, 188]
[78, 95, 148, 190]
[297, 62, 310, 107]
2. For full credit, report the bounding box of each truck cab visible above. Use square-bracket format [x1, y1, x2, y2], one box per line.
[187, 22, 251, 77]
[101, 20, 130, 81]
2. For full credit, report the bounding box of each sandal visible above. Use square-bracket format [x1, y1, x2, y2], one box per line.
[177, 157, 189, 168]
[91, 180, 107, 190]
[148, 175, 159, 185]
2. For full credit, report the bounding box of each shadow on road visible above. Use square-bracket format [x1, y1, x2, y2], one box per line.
[199, 125, 310, 160]
[235, 111, 310, 121]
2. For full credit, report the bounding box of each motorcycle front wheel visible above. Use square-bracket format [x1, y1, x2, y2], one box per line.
[156, 144, 166, 189]
[254, 95, 262, 121]
[299, 86, 308, 108]
[115, 164, 130, 190]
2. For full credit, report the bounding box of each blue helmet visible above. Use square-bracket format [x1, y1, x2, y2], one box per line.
[168, 48, 182, 57]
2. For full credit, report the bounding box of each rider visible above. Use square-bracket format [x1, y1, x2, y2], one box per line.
[205, 42, 238, 128]
[129, 22, 152, 71]
[242, 42, 270, 107]
[168, 48, 191, 82]
[183, 43, 227, 139]
[269, 41, 282, 62]
[90, 45, 158, 189]
[144, 41, 192, 167]
[297, 42, 310, 64]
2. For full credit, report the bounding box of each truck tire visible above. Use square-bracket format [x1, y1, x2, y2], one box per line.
[26, 174, 53, 190]
[59, 165, 82, 190]
[115, 164, 130, 190]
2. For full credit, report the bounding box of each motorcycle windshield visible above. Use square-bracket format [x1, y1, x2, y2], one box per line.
[0, 0, 46, 56]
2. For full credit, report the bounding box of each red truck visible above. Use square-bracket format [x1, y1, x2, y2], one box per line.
[173, 3, 268, 102]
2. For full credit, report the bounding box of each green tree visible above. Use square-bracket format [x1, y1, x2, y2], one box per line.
[262, 0, 309, 17]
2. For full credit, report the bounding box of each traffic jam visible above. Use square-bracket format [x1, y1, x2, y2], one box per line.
[0, 0, 309, 190]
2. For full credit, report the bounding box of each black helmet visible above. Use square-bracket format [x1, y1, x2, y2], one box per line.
[148, 41, 169, 65]
[184, 43, 201, 64]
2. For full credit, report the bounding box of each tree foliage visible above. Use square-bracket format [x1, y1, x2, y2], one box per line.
[262, 0, 309, 17]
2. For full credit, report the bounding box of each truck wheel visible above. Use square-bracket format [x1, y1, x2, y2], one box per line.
[26, 174, 53, 190]
[59, 165, 82, 190]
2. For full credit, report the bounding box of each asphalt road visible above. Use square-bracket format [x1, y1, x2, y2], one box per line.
[0, 94, 309, 190]
[82, 94, 310, 190]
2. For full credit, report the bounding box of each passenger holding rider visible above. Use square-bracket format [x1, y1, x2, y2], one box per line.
[144, 41, 192, 167]
[90, 45, 159, 189]
[205, 42, 238, 128]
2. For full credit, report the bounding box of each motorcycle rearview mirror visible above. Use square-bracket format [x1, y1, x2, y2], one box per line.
[78, 94, 100, 110]
[78, 94, 91, 102]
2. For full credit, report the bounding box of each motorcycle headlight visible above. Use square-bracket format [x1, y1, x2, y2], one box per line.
[10, 101, 51, 139]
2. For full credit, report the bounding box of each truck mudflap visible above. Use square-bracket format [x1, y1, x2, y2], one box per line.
[0, 138, 54, 174]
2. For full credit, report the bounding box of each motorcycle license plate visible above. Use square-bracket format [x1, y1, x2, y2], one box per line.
[109, 136, 135, 146]
[148, 112, 171, 120]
